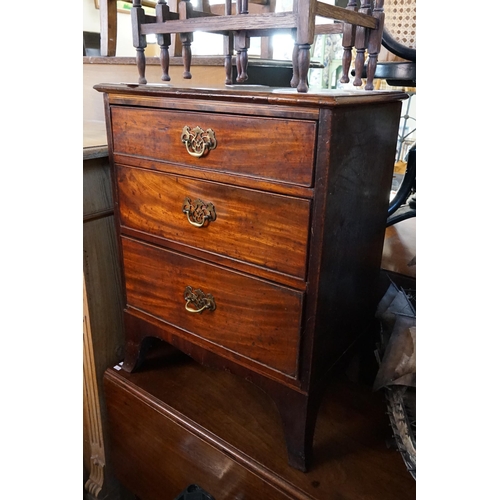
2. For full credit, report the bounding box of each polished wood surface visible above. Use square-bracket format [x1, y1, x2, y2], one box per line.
[104, 344, 416, 500]
[96, 83, 407, 471]
[116, 164, 311, 279]
[110, 106, 317, 186]
[121, 236, 303, 378]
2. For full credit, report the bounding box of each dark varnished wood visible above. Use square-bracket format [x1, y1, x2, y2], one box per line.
[116, 164, 311, 278]
[97, 84, 407, 472]
[104, 344, 416, 499]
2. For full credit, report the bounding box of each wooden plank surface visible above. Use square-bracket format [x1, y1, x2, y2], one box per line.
[104, 343, 416, 500]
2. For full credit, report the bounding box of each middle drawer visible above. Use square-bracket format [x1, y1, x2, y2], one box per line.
[117, 165, 311, 279]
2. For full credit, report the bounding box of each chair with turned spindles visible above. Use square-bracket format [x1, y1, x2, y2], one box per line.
[350, 0, 416, 225]
[130, 0, 387, 93]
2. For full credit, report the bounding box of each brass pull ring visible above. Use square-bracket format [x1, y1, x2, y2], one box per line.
[184, 286, 216, 314]
[181, 125, 217, 158]
[182, 197, 216, 228]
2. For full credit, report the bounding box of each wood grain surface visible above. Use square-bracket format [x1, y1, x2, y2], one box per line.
[104, 344, 416, 500]
[122, 237, 303, 378]
[110, 106, 316, 186]
[116, 164, 311, 278]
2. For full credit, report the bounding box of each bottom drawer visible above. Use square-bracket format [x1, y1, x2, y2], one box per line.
[122, 237, 303, 378]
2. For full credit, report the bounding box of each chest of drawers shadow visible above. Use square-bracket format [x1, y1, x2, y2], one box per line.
[95, 83, 407, 471]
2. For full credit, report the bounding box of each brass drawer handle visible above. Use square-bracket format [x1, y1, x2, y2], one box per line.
[184, 286, 216, 314]
[182, 197, 217, 227]
[181, 125, 217, 158]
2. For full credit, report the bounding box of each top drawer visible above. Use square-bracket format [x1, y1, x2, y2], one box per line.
[110, 106, 316, 187]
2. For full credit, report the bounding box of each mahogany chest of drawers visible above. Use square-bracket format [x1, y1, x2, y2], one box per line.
[95, 83, 406, 471]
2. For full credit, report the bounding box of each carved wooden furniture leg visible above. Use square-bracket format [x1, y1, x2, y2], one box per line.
[340, 0, 357, 84]
[290, 38, 299, 88]
[365, 0, 385, 90]
[131, 0, 147, 84]
[156, 0, 171, 82]
[179, 1, 193, 79]
[294, 0, 317, 93]
[235, 32, 249, 83]
[224, 0, 234, 84]
[353, 0, 371, 86]
[181, 33, 193, 79]
[235, 0, 249, 83]
[83, 276, 107, 498]
[296, 44, 311, 93]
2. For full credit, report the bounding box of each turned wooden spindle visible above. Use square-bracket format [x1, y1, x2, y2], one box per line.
[353, 0, 372, 86]
[296, 43, 311, 93]
[224, 0, 233, 84]
[340, 0, 357, 84]
[131, 0, 147, 84]
[235, 0, 250, 83]
[290, 41, 299, 88]
[365, 0, 385, 90]
[179, 1, 193, 79]
[235, 32, 250, 83]
[156, 0, 171, 82]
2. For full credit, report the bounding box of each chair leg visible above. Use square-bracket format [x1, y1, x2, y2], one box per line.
[179, 1, 193, 79]
[156, 1, 171, 82]
[296, 44, 311, 93]
[353, 1, 371, 86]
[235, 32, 249, 83]
[340, 0, 357, 84]
[181, 33, 193, 79]
[365, 0, 385, 90]
[290, 42, 299, 88]
[131, 1, 148, 84]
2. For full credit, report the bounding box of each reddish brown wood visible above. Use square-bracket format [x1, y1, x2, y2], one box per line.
[121, 237, 304, 378]
[103, 345, 417, 499]
[116, 165, 311, 278]
[110, 106, 317, 186]
[96, 84, 407, 472]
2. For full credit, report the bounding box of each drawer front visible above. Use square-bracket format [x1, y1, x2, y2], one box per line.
[122, 237, 303, 378]
[117, 165, 310, 279]
[111, 106, 316, 187]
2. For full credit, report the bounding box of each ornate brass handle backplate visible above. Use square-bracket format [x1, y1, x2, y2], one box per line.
[184, 286, 216, 314]
[181, 125, 217, 158]
[182, 197, 216, 227]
